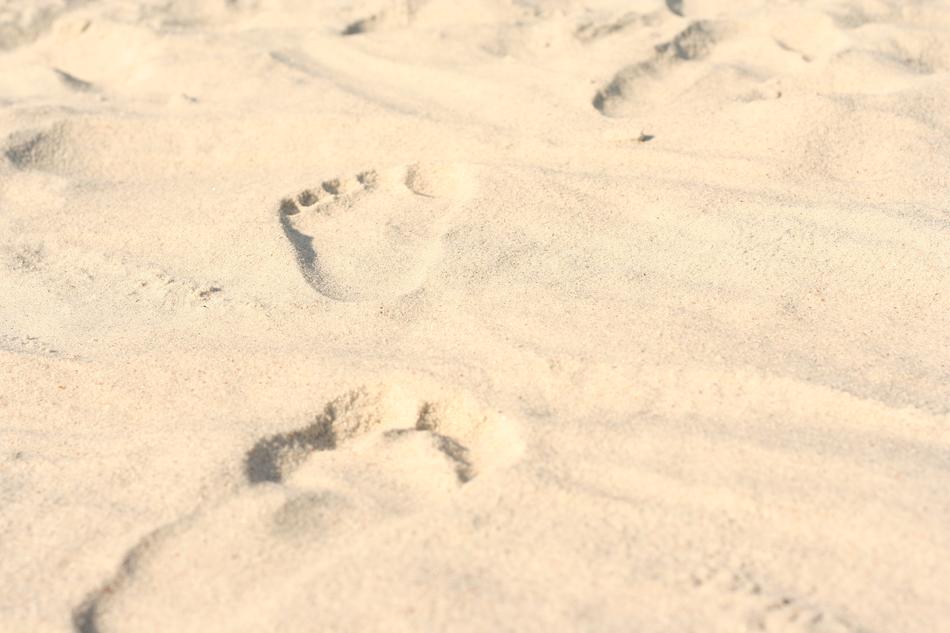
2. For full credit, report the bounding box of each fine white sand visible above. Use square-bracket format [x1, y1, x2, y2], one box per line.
[2, 1, 949, 631]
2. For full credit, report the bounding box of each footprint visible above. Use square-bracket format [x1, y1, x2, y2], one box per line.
[4, 124, 66, 171]
[76, 383, 522, 633]
[0, 332, 69, 359]
[688, 566, 869, 633]
[0, 1, 72, 51]
[592, 20, 731, 116]
[1, 234, 226, 312]
[246, 383, 521, 486]
[574, 11, 654, 44]
[278, 162, 470, 302]
[342, 0, 421, 36]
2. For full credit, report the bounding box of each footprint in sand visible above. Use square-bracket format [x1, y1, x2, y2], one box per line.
[278, 162, 471, 302]
[687, 566, 868, 633]
[593, 20, 734, 116]
[75, 383, 522, 633]
[342, 0, 419, 36]
[245, 383, 522, 487]
[593, 19, 785, 116]
[4, 123, 68, 171]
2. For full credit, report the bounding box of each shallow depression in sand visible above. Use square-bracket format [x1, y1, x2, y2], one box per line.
[75, 382, 523, 633]
[278, 162, 473, 302]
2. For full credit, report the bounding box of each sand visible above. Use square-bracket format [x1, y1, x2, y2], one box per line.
[2, 0, 949, 631]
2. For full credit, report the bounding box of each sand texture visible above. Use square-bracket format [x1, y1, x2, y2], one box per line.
[2, 0, 949, 632]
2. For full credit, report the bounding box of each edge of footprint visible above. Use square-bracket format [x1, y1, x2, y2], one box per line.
[245, 383, 523, 486]
[276, 162, 474, 302]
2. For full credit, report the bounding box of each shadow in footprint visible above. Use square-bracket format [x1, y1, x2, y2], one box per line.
[245, 404, 335, 483]
[277, 207, 323, 296]
[73, 603, 98, 633]
[382, 428, 475, 483]
[71, 523, 179, 633]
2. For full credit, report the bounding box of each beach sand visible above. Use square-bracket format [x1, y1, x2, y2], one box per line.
[2, 1, 949, 631]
